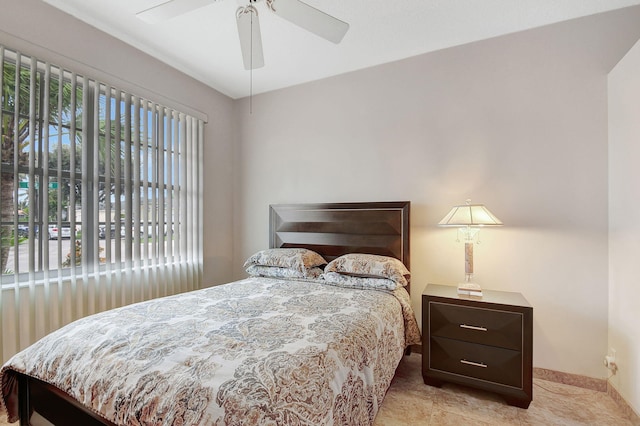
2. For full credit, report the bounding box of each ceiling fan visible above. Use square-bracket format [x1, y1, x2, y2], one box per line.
[136, 0, 350, 70]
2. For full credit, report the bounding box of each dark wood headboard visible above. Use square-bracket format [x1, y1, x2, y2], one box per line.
[269, 201, 410, 270]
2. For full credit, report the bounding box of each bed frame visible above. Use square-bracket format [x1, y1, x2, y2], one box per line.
[12, 201, 411, 425]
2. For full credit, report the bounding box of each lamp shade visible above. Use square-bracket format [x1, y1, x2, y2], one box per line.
[438, 199, 503, 227]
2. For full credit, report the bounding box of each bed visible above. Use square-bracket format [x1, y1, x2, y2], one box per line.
[1, 201, 420, 425]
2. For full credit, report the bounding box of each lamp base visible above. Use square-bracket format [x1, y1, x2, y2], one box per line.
[457, 282, 483, 297]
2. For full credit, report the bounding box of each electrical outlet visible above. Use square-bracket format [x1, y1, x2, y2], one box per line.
[604, 348, 618, 373]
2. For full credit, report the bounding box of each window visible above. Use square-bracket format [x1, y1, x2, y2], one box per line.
[0, 45, 203, 280]
[0, 43, 204, 361]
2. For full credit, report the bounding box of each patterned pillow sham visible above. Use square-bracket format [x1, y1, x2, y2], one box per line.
[322, 271, 399, 291]
[324, 253, 410, 287]
[246, 264, 324, 280]
[243, 248, 327, 277]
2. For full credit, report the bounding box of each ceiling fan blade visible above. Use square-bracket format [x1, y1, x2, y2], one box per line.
[268, 0, 349, 43]
[136, 0, 215, 24]
[236, 6, 265, 70]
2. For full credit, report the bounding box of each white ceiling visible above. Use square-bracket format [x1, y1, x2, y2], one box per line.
[42, 0, 640, 99]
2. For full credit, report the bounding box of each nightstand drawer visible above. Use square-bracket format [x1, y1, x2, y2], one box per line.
[430, 302, 522, 350]
[430, 336, 523, 388]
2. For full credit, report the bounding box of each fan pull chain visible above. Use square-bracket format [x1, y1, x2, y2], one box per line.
[250, 5, 253, 114]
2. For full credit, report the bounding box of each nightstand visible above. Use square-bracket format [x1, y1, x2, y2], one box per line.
[422, 284, 533, 408]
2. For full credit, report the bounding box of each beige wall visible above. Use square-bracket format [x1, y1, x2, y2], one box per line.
[234, 7, 640, 380]
[0, 0, 236, 287]
[609, 39, 640, 415]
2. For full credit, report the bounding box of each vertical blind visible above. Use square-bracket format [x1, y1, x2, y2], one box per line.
[0, 45, 204, 362]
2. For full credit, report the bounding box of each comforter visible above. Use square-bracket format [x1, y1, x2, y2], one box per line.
[1, 277, 420, 425]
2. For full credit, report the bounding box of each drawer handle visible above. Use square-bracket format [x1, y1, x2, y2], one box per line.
[460, 324, 488, 332]
[460, 359, 488, 368]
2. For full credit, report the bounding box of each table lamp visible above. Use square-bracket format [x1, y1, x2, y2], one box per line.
[438, 199, 502, 294]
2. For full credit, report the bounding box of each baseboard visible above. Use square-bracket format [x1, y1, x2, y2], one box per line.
[533, 367, 606, 392]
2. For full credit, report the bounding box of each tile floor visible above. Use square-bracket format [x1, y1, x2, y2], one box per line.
[1, 353, 636, 425]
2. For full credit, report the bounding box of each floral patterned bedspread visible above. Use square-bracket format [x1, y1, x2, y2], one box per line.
[1, 277, 421, 425]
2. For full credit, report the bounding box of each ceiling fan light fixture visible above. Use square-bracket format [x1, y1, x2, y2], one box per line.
[136, 0, 349, 70]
